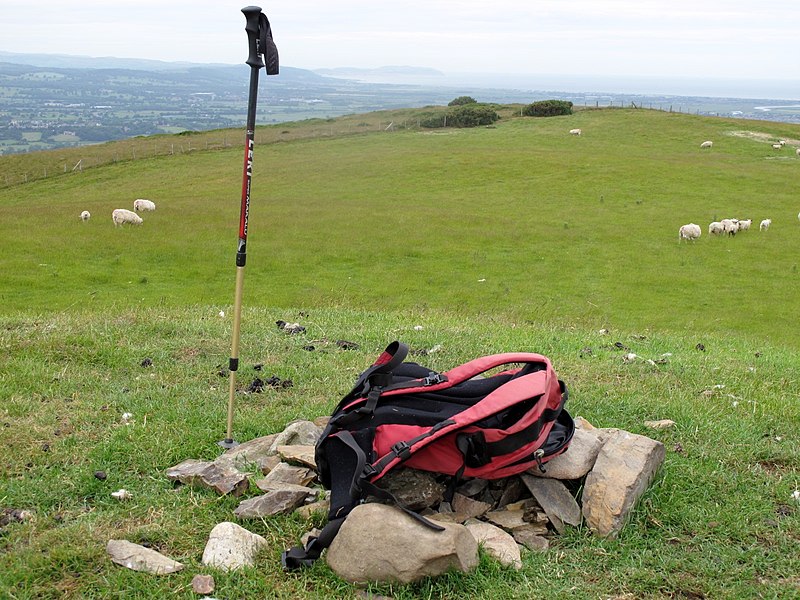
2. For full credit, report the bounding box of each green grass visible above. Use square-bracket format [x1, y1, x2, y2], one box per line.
[0, 307, 798, 599]
[1, 107, 800, 347]
[1, 107, 800, 598]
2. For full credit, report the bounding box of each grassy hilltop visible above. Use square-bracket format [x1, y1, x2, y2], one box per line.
[1, 106, 800, 346]
[1, 107, 799, 598]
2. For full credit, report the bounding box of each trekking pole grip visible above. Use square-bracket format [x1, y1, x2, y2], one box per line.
[242, 6, 265, 68]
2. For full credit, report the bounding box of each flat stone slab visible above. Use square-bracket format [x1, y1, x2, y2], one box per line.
[214, 433, 280, 473]
[276, 445, 317, 469]
[528, 426, 606, 480]
[234, 485, 314, 518]
[107, 540, 184, 575]
[256, 462, 315, 487]
[520, 474, 581, 533]
[582, 430, 665, 538]
[166, 459, 249, 497]
[464, 520, 522, 569]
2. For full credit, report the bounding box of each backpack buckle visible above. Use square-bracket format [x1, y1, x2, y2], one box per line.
[422, 372, 446, 386]
[391, 441, 412, 460]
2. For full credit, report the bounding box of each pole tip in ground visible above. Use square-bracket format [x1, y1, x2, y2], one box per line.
[218, 439, 240, 450]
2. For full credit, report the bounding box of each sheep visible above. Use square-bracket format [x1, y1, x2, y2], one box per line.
[80, 211, 91, 222]
[737, 219, 752, 231]
[772, 143, 782, 150]
[759, 218, 771, 231]
[133, 198, 156, 212]
[679, 223, 701, 241]
[569, 128, 582, 136]
[708, 221, 724, 235]
[720, 218, 739, 235]
[796, 148, 800, 156]
[779, 140, 786, 146]
[700, 141, 713, 149]
[112, 208, 143, 226]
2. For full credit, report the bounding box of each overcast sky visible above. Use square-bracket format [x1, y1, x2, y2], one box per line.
[1, 1, 798, 83]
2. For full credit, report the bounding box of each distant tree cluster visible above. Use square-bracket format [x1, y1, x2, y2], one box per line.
[447, 95, 478, 107]
[523, 100, 574, 117]
[420, 103, 499, 129]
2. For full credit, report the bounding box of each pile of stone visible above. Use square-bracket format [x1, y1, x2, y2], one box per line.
[107, 415, 666, 585]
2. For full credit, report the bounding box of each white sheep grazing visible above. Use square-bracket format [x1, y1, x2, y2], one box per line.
[796, 148, 800, 156]
[772, 143, 782, 150]
[760, 218, 771, 231]
[112, 208, 143, 226]
[569, 128, 582, 136]
[708, 221, 724, 235]
[700, 141, 713, 149]
[679, 223, 701, 241]
[80, 211, 91, 222]
[133, 198, 156, 212]
[779, 140, 786, 146]
[720, 218, 739, 235]
[737, 219, 752, 231]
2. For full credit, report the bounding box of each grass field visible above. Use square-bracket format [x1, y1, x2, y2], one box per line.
[1, 107, 799, 598]
[1, 107, 799, 347]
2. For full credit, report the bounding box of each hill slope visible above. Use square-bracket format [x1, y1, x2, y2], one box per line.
[1, 107, 799, 347]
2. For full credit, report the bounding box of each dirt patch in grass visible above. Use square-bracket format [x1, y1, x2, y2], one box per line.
[726, 130, 800, 146]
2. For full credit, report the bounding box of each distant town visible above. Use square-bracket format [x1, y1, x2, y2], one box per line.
[1, 52, 798, 155]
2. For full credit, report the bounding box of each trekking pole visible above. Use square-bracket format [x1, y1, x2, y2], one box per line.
[220, 6, 279, 449]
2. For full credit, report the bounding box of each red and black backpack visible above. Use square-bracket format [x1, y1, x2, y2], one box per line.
[282, 341, 574, 569]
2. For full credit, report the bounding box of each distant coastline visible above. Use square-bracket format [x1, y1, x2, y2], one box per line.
[2, 50, 799, 155]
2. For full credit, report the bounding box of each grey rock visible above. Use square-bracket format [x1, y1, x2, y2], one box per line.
[256, 462, 315, 487]
[165, 459, 249, 497]
[234, 485, 313, 518]
[513, 527, 550, 551]
[191, 574, 215, 595]
[582, 430, 665, 539]
[464, 520, 522, 569]
[201, 522, 268, 571]
[106, 539, 184, 575]
[214, 433, 280, 473]
[451, 493, 493, 520]
[644, 419, 676, 430]
[276, 445, 317, 469]
[268, 421, 323, 454]
[326, 503, 478, 584]
[485, 509, 529, 532]
[375, 468, 445, 511]
[313, 416, 331, 428]
[528, 427, 606, 480]
[456, 478, 489, 497]
[295, 499, 330, 520]
[496, 477, 524, 508]
[520, 474, 582, 533]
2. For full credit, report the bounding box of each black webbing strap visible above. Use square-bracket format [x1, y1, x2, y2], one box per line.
[359, 481, 446, 532]
[281, 516, 344, 570]
[484, 381, 568, 457]
[349, 341, 409, 395]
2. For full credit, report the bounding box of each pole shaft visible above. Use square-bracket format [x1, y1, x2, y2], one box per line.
[225, 266, 246, 441]
[224, 45, 262, 444]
